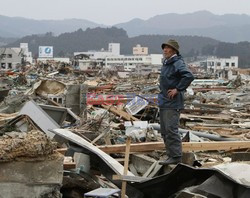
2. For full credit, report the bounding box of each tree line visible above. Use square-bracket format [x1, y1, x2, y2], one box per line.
[6, 27, 250, 68]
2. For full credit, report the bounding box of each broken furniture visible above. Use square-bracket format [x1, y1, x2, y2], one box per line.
[18, 100, 60, 137]
[84, 188, 121, 198]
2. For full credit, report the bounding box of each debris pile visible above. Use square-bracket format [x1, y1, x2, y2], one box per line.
[0, 130, 57, 161]
[0, 61, 250, 197]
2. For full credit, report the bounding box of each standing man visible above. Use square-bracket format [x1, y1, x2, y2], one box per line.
[158, 39, 194, 165]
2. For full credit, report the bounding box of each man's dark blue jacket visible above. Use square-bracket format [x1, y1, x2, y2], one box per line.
[158, 55, 194, 109]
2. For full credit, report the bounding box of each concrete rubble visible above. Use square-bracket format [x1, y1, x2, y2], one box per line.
[0, 130, 63, 198]
[0, 60, 250, 197]
[0, 130, 56, 161]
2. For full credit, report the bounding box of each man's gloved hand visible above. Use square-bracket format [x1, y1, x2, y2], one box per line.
[167, 88, 178, 99]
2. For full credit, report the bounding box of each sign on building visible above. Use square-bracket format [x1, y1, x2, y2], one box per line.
[39, 46, 53, 58]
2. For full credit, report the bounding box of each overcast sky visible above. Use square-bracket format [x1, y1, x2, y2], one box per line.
[1, 0, 250, 25]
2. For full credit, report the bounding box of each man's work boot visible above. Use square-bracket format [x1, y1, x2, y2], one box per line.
[159, 157, 182, 165]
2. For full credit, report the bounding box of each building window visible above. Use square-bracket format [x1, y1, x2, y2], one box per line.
[232, 63, 235, 67]
[217, 62, 221, 66]
[1, 63, 6, 69]
[7, 54, 12, 58]
[8, 63, 12, 69]
[226, 62, 229, 66]
[58, 98, 63, 104]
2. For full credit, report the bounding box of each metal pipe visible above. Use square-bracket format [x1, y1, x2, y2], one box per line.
[149, 123, 238, 141]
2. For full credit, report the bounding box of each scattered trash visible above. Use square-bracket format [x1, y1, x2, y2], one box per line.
[0, 59, 250, 197]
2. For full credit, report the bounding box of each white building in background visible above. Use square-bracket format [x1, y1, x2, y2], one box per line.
[74, 43, 120, 60]
[74, 43, 162, 73]
[205, 56, 239, 72]
[108, 43, 120, 56]
[20, 43, 33, 63]
[202, 56, 239, 79]
[133, 44, 148, 55]
[0, 48, 23, 70]
[0, 43, 33, 70]
[136, 64, 161, 75]
[105, 54, 162, 71]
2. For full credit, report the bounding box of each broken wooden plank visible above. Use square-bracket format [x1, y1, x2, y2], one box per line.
[187, 103, 228, 109]
[142, 161, 157, 178]
[182, 109, 221, 114]
[148, 162, 163, 178]
[193, 87, 229, 93]
[91, 131, 107, 144]
[191, 126, 234, 132]
[181, 114, 232, 122]
[98, 141, 250, 153]
[112, 175, 148, 182]
[0, 113, 18, 118]
[102, 104, 139, 121]
[56, 148, 67, 155]
[115, 158, 125, 163]
[121, 137, 131, 198]
[190, 126, 243, 138]
[104, 134, 112, 145]
[0, 113, 19, 125]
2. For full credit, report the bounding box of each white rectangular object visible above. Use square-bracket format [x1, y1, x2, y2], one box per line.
[125, 96, 149, 115]
[39, 46, 53, 58]
[124, 121, 148, 129]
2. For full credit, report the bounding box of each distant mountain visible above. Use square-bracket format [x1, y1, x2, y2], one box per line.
[115, 11, 250, 42]
[5, 27, 219, 58]
[0, 15, 105, 38]
[2, 11, 250, 42]
[0, 37, 17, 46]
